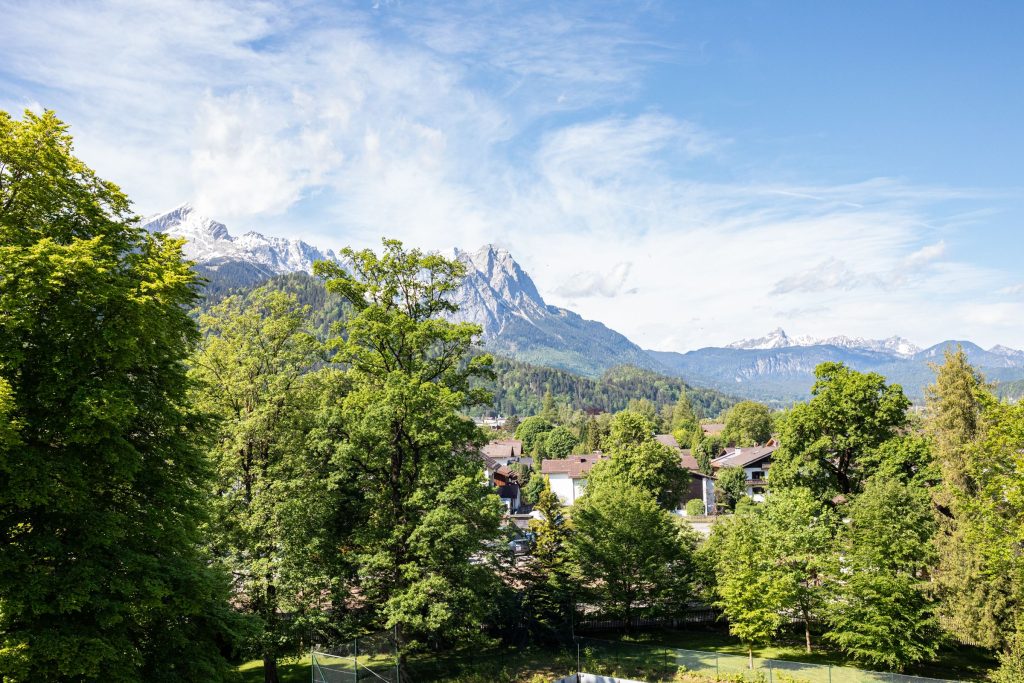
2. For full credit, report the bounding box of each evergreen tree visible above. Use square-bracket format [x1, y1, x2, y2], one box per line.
[521, 477, 573, 639]
[825, 478, 939, 671]
[314, 241, 503, 663]
[0, 109, 236, 680]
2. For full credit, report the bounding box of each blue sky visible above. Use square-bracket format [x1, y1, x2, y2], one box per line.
[2, 1, 1022, 351]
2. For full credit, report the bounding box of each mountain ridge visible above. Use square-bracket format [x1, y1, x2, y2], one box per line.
[146, 205, 1024, 402]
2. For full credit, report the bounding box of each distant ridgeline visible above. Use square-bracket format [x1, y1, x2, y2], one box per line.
[190, 270, 737, 418]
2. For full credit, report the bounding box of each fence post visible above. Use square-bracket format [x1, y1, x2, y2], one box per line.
[576, 640, 581, 676]
[715, 653, 719, 678]
[353, 636, 359, 683]
[828, 663, 832, 683]
[311, 651, 315, 683]
[768, 660, 773, 683]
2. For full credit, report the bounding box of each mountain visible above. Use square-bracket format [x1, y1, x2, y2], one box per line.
[448, 245, 659, 377]
[727, 327, 920, 357]
[141, 204, 341, 290]
[146, 205, 1024, 403]
[651, 337, 1024, 405]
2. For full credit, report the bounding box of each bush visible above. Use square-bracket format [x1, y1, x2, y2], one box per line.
[684, 498, 706, 516]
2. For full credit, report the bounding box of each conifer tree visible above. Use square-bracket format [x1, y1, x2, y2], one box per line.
[521, 477, 574, 638]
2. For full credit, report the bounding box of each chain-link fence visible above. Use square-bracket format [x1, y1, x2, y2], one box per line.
[312, 631, 400, 683]
[575, 637, 963, 683]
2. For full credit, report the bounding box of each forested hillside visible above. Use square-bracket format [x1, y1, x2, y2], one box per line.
[481, 357, 736, 418]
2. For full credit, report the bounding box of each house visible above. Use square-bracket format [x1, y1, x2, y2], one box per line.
[710, 444, 778, 502]
[481, 439, 529, 513]
[540, 452, 609, 505]
[655, 434, 716, 516]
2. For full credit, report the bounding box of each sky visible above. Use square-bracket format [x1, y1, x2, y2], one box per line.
[2, 0, 1023, 352]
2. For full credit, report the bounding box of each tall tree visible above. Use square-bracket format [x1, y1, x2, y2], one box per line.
[570, 479, 695, 625]
[190, 288, 327, 683]
[314, 241, 503, 662]
[541, 425, 578, 459]
[825, 477, 939, 671]
[722, 401, 773, 446]
[704, 512, 788, 668]
[0, 109, 235, 680]
[759, 488, 837, 653]
[770, 362, 910, 498]
[515, 415, 554, 455]
[591, 411, 689, 509]
[521, 477, 574, 639]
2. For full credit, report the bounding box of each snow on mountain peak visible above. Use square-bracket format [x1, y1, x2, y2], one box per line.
[141, 205, 339, 274]
[727, 329, 922, 357]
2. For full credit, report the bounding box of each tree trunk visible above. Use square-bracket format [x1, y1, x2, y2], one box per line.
[748, 644, 753, 669]
[263, 655, 280, 683]
[803, 607, 813, 653]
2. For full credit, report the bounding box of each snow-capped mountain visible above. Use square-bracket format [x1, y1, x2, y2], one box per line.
[727, 328, 920, 357]
[142, 204, 340, 276]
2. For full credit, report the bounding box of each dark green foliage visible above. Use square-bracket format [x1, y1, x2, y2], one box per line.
[715, 466, 748, 511]
[521, 478, 574, 639]
[825, 478, 940, 671]
[314, 240, 503, 658]
[0, 109, 236, 680]
[482, 358, 736, 419]
[570, 480, 696, 623]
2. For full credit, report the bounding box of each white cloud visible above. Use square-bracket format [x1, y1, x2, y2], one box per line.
[1, 0, 1018, 351]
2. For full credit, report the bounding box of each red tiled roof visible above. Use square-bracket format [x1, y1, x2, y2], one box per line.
[701, 423, 725, 435]
[482, 439, 523, 459]
[540, 452, 608, 479]
[655, 434, 712, 477]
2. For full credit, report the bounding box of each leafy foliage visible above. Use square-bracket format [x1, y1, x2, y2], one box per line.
[570, 479, 696, 623]
[770, 362, 911, 498]
[314, 241, 503, 657]
[721, 401, 773, 446]
[0, 109, 237, 681]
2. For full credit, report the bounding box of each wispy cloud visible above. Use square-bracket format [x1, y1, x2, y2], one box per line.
[0, 0, 1018, 350]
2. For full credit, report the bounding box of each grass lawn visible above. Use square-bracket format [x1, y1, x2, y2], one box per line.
[236, 626, 997, 682]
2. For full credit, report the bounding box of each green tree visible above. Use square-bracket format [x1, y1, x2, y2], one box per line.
[190, 288, 326, 683]
[722, 401, 773, 446]
[515, 415, 554, 455]
[860, 434, 938, 489]
[704, 512, 788, 667]
[770, 362, 910, 498]
[541, 425, 578, 459]
[0, 109, 235, 681]
[314, 241, 503, 662]
[626, 397, 662, 430]
[759, 488, 838, 652]
[693, 434, 724, 474]
[521, 477, 574, 638]
[671, 389, 699, 438]
[715, 466, 748, 511]
[570, 480, 695, 625]
[521, 471, 547, 506]
[683, 498, 705, 516]
[923, 349, 1018, 651]
[825, 477, 939, 671]
[590, 415, 690, 509]
[540, 388, 557, 421]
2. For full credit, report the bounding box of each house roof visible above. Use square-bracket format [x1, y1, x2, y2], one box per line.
[701, 423, 725, 436]
[711, 444, 777, 469]
[482, 439, 523, 459]
[654, 434, 712, 477]
[540, 452, 608, 479]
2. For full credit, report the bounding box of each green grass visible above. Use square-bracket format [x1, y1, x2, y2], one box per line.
[236, 627, 997, 682]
